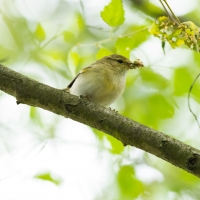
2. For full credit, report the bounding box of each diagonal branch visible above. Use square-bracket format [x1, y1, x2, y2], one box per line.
[0, 64, 200, 178]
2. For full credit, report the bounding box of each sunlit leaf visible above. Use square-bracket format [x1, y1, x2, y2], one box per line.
[105, 134, 124, 154]
[115, 26, 148, 57]
[63, 31, 76, 43]
[29, 107, 42, 125]
[0, 57, 8, 63]
[30, 106, 36, 119]
[96, 48, 113, 59]
[149, 16, 200, 52]
[139, 67, 168, 90]
[157, 161, 200, 193]
[118, 166, 144, 198]
[100, 0, 125, 27]
[35, 173, 62, 186]
[34, 23, 46, 42]
[0, 45, 11, 60]
[70, 51, 80, 67]
[49, 51, 64, 60]
[148, 94, 175, 119]
[92, 129, 105, 141]
[77, 13, 85, 32]
[173, 67, 193, 96]
[115, 37, 133, 57]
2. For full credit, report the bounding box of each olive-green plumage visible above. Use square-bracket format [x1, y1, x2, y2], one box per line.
[64, 54, 134, 106]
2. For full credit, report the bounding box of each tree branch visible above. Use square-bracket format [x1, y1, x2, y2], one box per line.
[1, 64, 200, 178]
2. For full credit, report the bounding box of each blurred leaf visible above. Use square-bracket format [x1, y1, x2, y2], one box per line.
[2, 14, 26, 51]
[156, 160, 200, 193]
[148, 94, 175, 119]
[100, 0, 125, 27]
[34, 23, 46, 42]
[118, 166, 144, 198]
[105, 134, 124, 154]
[30, 106, 36, 119]
[0, 44, 14, 63]
[29, 107, 43, 127]
[149, 16, 200, 52]
[70, 51, 80, 67]
[77, 13, 85, 32]
[63, 31, 76, 43]
[173, 67, 193, 96]
[115, 37, 133, 58]
[96, 48, 113, 59]
[168, 169, 200, 192]
[35, 172, 62, 186]
[49, 51, 64, 60]
[115, 26, 148, 57]
[92, 129, 105, 141]
[125, 25, 149, 46]
[0, 56, 9, 63]
[140, 67, 168, 90]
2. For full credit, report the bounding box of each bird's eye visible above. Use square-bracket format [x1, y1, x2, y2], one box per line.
[117, 59, 123, 64]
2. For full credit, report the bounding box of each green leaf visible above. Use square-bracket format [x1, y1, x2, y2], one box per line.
[49, 51, 64, 60]
[92, 129, 105, 141]
[34, 23, 46, 42]
[100, 0, 125, 27]
[77, 13, 85, 32]
[115, 26, 148, 57]
[63, 31, 76, 43]
[115, 37, 133, 57]
[35, 173, 62, 186]
[70, 51, 80, 67]
[118, 166, 144, 198]
[148, 94, 175, 119]
[149, 16, 200, 52]
[0, 45, 11, 61]
[96, 48, 113, 59]
[173, 67, 193, 96]
[29, 107, 43, 127]
[105, 134, 124, 154]
[140, 67, 168, 90]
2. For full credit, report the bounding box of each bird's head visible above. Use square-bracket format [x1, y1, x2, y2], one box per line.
[104, 54, 143, 72]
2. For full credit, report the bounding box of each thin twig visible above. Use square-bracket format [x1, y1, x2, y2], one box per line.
[40, 33, 62, 49]
[159, 0, 181, 25]
[0, 142, 47, 181]
[19, 32, 62, 71]
[159, 0, 175, 23]
[76, 27, 149, 48]
[188, 72, 200, 129]
[162, 0, 181, 25]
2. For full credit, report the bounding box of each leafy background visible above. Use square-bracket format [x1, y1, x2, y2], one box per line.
[1, 0, 200, 199]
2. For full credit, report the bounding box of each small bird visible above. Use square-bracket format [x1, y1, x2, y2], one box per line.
[63, 54, 143, 106]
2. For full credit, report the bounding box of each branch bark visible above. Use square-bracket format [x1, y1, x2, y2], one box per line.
[1, 64, 200, 178]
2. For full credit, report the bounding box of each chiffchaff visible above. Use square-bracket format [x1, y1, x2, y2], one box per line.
[63, 54, 143, 106]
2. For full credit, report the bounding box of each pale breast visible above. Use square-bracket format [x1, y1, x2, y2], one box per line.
[69, 65, 127, 106]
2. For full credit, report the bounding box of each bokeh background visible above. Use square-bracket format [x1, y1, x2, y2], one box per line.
[1, 0, 200, 199]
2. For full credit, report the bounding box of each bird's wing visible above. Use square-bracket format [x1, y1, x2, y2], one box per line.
[63, 66, 92, 90]
[67, 73, 80, 89]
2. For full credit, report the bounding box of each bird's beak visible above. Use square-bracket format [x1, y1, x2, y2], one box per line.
[130, 59, 144, 69]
